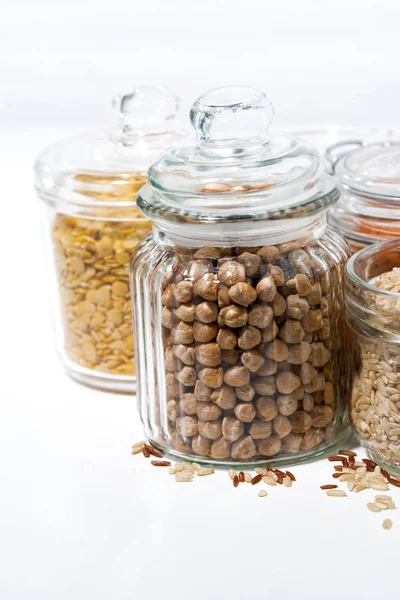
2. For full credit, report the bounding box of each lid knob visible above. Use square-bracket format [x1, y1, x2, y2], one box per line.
[190, 86, 274, 150]
[112, 86, 180, 136]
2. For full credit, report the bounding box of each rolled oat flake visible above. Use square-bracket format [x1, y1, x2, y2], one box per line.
[34, 87, 185, 392]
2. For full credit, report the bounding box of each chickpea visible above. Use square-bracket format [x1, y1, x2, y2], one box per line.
[257, 245, 280, 263]
[224, 365, 250, 387]
[167, 399, 177, 422]
[173, 344, 195, 366]
[299, 362, 318, 385]
[265, 339, 288, 362]
[256, 276, 277, 302]
[218, 305, 248, 328]
[193, 321, 218, 342]
[286, 342, 311, 366]
[195, 301, 218, 323]
[255, 396, 278, 421]
[238, 326, 262, 350]
[259, 435, 281, 457]
[300, 427, 324, 450]
[229, 282, 257, 307]
[261, 321, 279, 342]
[194, 246, 221, 260]
[310, 342, 331, 367]
[304, 372, 326, 393]
[276, 371, 301, 394]
[281, 433, 303, 453]
[188, 260, 213, 281]
[197, 401, 222, 421]
[172, 432, 192, 453]
[198, 367, 224, 389]
[288, 249, 314, 277]
[162, 306, 171, 329]
[273, 414, 292, 438]
[267, 264, 285, 287]
[254, 376, 276, 396]
[174, 280, 194, 303]
[301, 309, 322, 332]
[194, 380, 214, 402]
[302, 392, 314, 412]
[286, 295, 309, 320]
[171, 321, 194, 344]
[195, 343, 222, 367]
[241, 350, 265, 373]
[277, 394, 298, 417]
[271, 293, 287, 317]
[192, 434, 212, 456]
[248, 303, 273, 329]
[210, 436, 231, 459]
[310, 405, 333, 427]
[221, 349, 241, 365]
[211, 385, 237, 409]
[193, 273, 218, 301]
[257, 357, 277, 376]
[222, 416, 245, 442]
[291, 410, 313, 434]
[176, 415, 198, 437]
[217, 328, 238, 350]
[278, 320, 305, 344]
[308, 282, 322, 305]
[198, 419, 222, 440]
[238, 251, 262, 276]
[249, 419, 273, 440]
[231, 435, 257, 459]
[180, 393, 197, 415]
[173, 303, 196, 322]
[218, 261, 246, 287]
[176, 366, 196, 387]
[234, 402, 257, 423]
[218, 285, 231, 308]
[236, 384, 256, 402]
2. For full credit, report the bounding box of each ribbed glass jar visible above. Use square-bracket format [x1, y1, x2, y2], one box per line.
[131, 87, 351, 466]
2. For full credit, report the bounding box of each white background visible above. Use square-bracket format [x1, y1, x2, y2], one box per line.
[2, 1, 400, 599]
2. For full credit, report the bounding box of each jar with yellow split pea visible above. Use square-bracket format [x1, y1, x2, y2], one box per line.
[34, 87, 185, 392]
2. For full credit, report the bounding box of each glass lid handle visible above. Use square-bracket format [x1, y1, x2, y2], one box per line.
[190, 86, 274, 152]
[112, 86, 180, 141]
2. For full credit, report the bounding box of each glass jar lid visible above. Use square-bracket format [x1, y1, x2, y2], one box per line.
[35, 86, 185, 207]
[137, 86, 339, 225]
[335, 143, 400, 200]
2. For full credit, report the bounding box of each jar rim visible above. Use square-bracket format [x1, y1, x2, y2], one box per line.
[346, 238, 400, 299]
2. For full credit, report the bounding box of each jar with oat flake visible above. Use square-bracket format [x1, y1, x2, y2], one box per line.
[34, 87, 185, 392]
[131, 86, 351, 467]
[346, 239, 400, 472]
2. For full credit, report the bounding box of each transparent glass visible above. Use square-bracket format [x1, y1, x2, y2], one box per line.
[40, 176, 151, 392]
[131, 218, 350, 467]
[329, 141, 400, 253]
[346, 239, 400, 472]
[34, 86, 184, 392]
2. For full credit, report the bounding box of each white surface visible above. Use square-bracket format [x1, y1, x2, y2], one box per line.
[1, 126, 400, 600]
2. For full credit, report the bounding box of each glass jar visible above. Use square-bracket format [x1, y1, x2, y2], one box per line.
[329, 141, 400, 253]
[35, 87, 185, 392]
[346, 239, 400, 472]
[131, 86, 351, 467]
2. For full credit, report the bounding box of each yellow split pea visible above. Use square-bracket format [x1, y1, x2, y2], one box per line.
[52, 174, 151, 376]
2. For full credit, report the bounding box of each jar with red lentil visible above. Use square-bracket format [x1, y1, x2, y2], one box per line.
[34, 87, 185, 392]
[329, 141, 400, 252]
[131, 86, 351, 466]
